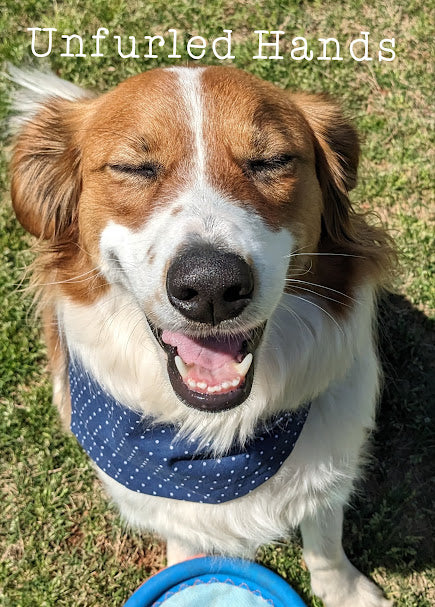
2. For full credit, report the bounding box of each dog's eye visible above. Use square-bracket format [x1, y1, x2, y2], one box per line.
[246, 155, 295, 177]
[108, 163, 160, 179]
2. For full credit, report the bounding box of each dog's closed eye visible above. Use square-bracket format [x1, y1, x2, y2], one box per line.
[245, 154, 296, 179]
[107, 162, 161, 180]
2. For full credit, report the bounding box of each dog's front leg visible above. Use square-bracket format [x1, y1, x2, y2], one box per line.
[300, 506, 392, 607]
[166, 538, 200, 567]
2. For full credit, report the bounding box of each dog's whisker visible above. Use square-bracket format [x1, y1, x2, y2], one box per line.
[285, 293, 345, 335]
[285, 261, 314, 278]
[285, 252, 365, 259]
[98, 302, 143, 338]
[30, 267, 103, 288]
[124, 316, 155, 357]
[284, 285, 352, 308]
[276, 301, 313, 336]
[285, 278, 359, 303]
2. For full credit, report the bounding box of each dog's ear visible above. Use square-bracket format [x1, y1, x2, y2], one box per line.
[291, 93, 360, 244]
[8, 68, 94, 240]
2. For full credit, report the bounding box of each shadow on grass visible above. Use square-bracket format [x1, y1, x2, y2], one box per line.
[344, 292, 435, 576]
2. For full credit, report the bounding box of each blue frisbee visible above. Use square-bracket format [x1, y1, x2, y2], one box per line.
[124, 556, 306, 607]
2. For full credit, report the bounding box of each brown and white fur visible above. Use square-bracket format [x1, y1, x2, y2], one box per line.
[9, 65, 393, 606]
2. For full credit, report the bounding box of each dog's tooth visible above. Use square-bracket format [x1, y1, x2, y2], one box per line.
[197, 381, 207, 390]
[234, 353, 253, 377]
[231, 378, 241, 387]
[221, 381, 231, 389]
[187, 379, 197, 389]
[174, 355, 189, 379]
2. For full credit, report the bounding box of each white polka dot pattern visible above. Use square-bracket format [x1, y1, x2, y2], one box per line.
[69, 362, 310, 504]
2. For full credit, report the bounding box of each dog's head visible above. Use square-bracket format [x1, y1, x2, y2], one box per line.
[10, 66, 373, 415]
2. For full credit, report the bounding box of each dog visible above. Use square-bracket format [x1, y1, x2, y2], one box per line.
[8, 65, 394, 606]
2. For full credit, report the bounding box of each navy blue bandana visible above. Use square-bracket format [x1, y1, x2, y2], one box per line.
[70, 362, 310, 504]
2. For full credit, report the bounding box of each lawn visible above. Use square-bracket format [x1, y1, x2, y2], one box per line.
[0, 1, 434, 606]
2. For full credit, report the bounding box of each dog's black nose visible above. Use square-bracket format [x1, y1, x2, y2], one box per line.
[166, 245, 254, 325]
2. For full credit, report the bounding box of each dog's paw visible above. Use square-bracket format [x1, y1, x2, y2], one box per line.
[310, 561, 392, 607]
[166, 538, 200, 567]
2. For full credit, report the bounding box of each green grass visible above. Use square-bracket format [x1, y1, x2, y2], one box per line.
[0, 1, 434, 605]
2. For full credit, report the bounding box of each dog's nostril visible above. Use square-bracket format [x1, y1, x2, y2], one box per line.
[224, 283, 252, 303]
[178, 288, 198, 301]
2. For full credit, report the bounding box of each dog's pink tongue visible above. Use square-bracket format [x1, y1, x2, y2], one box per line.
[161, 330, 242, 369]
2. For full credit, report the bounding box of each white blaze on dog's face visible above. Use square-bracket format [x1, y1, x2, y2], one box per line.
[81, 67, 322, 411]
[10, 66, 365, 415]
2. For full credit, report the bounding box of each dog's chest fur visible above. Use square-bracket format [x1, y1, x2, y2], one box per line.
[56, 283, 379, 556]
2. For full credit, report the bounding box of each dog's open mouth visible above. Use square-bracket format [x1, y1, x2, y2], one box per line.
[148, 321, 266, 412]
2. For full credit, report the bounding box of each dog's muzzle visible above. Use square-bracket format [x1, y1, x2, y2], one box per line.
[148, 245, 265, 412]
